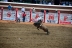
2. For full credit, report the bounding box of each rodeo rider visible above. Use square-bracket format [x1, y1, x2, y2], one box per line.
[33, 15, 43, 29]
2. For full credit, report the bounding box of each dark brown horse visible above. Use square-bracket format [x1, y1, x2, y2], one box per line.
[33, 20, 50, 35]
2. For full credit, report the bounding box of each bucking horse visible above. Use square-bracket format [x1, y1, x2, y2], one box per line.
[33, 19, 50, 35]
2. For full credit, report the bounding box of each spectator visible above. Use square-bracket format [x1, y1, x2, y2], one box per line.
[8, 4, 12, 11]
[39, 0, 42, 4]
[32, 0, 36, 3]
[32, 7, 35, 13]
[21, 7, 25, 12]
[8, 0, 13, 2]
[3, 0, 8, 2]
[19, 0, 24, 3]
[54, 0, 60, 5]
[22, 12, 26, 22]
[43, 0, 46, 4]
[17, 13, 21, 23]
[20, 0, 22, 2]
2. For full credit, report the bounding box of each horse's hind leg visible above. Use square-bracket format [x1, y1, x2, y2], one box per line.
[46, 29, 50, 35]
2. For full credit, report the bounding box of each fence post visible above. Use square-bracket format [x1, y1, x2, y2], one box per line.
[58, 10, 60, 24]
[44, 10, 46, 23]
[1, 7, 3, 20]
[30, 9, 32, 22]
[15, 8, 18, 21]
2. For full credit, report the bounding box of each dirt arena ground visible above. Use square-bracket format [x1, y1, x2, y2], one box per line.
[0, 20, 72, 48]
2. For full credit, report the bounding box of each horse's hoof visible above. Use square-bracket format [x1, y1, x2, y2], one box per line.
[47, 32, 50, 35]
[37, 29, 39, 30]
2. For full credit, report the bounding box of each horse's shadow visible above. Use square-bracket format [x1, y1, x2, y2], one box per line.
[32, 32, 48, 35]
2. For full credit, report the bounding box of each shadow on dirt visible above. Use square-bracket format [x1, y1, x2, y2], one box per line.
[32, 32, 49, 35]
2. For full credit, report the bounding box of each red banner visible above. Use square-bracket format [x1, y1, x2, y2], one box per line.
[60, 21, 71, 24]
[64, 16, 68, 21]
[49, 14, 54, 20]
[7, 12, 11, 17]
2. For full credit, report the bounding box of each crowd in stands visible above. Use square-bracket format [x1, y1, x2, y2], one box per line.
[1, 0, 72, 6]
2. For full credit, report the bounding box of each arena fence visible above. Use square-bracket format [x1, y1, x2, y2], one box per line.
[0, 7, 72, 24]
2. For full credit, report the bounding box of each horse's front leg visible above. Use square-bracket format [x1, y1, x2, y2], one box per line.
[37, 26, 40, 30]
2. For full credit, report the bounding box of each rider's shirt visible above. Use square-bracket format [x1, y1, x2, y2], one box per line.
[32, 17, 43, 23]
[36, 17, 42, 21]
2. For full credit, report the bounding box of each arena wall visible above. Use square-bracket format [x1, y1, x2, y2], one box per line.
[0, 1, 72, 24]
